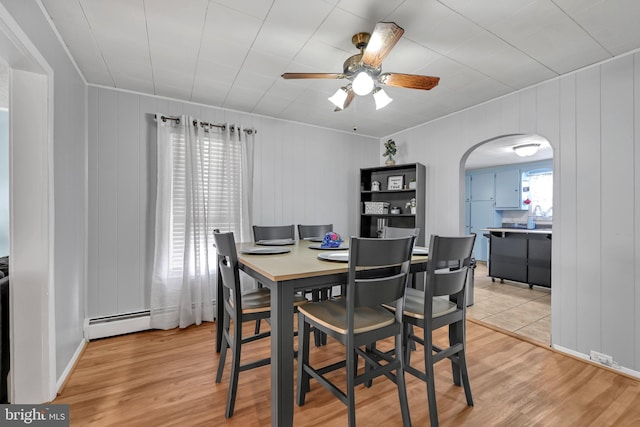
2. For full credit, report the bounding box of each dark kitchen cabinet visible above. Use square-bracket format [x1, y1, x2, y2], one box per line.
[488, 230, 551, 288]
[489, 233, 528, 283]
[527, 235, 552, 287]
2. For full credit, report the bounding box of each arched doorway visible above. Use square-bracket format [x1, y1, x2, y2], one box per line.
[462, 134, 554, 345]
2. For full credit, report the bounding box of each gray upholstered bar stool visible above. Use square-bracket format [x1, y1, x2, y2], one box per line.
[296, 236, 415, 427]
[401, 234, 476, 427]
[213, 231, 307, 418]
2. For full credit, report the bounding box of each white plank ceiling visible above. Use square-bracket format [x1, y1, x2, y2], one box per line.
[40, 0, 640, 139]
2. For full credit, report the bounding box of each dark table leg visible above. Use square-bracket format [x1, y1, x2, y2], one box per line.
[268, 279, 295, 427]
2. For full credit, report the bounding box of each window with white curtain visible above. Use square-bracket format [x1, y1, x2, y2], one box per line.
[166, 129, 243, 273]
[152, 115, 253, 330]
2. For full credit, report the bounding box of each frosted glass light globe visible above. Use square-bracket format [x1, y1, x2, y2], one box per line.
[352, 71, 374, 96]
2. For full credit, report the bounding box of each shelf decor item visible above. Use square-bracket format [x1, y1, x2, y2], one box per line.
[383, 139, 397, 165]
[405, 197, 417, 214]
[387, 175, 404, 190]
[320, 232, 343, 248]
[409, 178, 417, 189]
[364, 201, 390, 214]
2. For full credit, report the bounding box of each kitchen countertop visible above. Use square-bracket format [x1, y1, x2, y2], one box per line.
[482, 227, 552, 235]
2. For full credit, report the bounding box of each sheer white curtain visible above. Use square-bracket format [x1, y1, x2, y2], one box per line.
[151, 115, 254, 329]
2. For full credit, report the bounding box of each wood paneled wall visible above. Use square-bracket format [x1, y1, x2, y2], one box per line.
[87, 86, 378, 319]
[387, 51, 640, 373]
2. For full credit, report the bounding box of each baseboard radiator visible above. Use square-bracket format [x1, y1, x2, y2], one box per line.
[84, 310, 152, 340]
[84, 304, 218, 340]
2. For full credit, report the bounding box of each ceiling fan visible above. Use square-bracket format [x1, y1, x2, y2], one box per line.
[281, 22, 440, 111]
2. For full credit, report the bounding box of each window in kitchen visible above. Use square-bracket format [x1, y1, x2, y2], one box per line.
[522, 169, 552, 219]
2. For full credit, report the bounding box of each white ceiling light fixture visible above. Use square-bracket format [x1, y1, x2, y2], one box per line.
[373, 87, 393, 110]
[352, 71, 374, 96]
[328, 86, 349, 109]
[513, 143, 541, 157]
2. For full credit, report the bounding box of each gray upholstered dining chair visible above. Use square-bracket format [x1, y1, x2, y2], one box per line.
[401, 233, 476, 427]
[252, 224, 295, 242]
[296, 236, 415, 427]
[297, 223, 333, 240]
[212, 231, 307, 418]
[381, 225, 420, 239]
[297, 223, 335, 346]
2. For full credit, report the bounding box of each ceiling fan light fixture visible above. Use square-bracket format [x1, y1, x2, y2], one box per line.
[328, 87, 349, 109]
[513, 143, 541, 157]
[373, 87, 393, 109]
[352, 71, 374, 95]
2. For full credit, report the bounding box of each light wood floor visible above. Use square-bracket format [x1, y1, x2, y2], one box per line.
[54, 319, 640, 426]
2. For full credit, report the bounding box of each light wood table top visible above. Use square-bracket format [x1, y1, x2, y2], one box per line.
[236, 239, 429, 282]
[236, 240, 349, 281]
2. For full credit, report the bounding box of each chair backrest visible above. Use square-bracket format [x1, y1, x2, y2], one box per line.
[252, 225, 295, 242]
[297, 224, 333, 240]
[213, 231, 243, 313]
[382, 226, 420, 239]
[426, 234, 476, 300]
[347, 236, 415, 310]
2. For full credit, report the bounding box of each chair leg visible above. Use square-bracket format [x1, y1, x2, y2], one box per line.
[216, 312, 230, 383]
[455, 319, 473, 406]
[364, 343, 375, 388]
[346, 345, 357, 427]
[296, 313, 311, 406]
[449, 322, 462, 386]
[403, 323, 413, 365]
[226, 319, 242, 418]
[395, 331, 412, 427]
[424, 328, 439, 427]
[320, 288, 329, 345]
[254, 282, 264, 335]
[458, 347, 474, 407]
[312, 290, 323, 347]
[408, 324, 417, 351]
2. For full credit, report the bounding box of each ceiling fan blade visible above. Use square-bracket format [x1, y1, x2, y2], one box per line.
[361, 22, 404, 68]
[334, 88, 355, 112]
[281, 72, 345, 80]
[378, 72, 440, 90]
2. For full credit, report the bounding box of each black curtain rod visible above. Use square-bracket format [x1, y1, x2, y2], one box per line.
[155, 114, 257, 134]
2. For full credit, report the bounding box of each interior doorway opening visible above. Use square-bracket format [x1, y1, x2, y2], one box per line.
[461, 133, 554, 346]
[0, 5, 56, 403]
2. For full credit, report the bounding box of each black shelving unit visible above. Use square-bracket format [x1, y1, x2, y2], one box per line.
[358, 162, 426, 246]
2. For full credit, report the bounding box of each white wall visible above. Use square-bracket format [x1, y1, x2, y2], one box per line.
[86, 86, 378, 318]
[387, 51, 640, 372]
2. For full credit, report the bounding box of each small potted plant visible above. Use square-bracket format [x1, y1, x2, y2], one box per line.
[383, 139, 397, 165]
[405, 197, 417, 215]
[409, 178, 417, 189]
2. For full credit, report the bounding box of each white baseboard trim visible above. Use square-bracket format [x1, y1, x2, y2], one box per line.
[553, 344, 640, 379]
[56, 338, 87, 393]
[84, 311, 151, 341]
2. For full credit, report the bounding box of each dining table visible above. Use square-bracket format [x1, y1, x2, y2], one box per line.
[215, 238, 429, 427]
